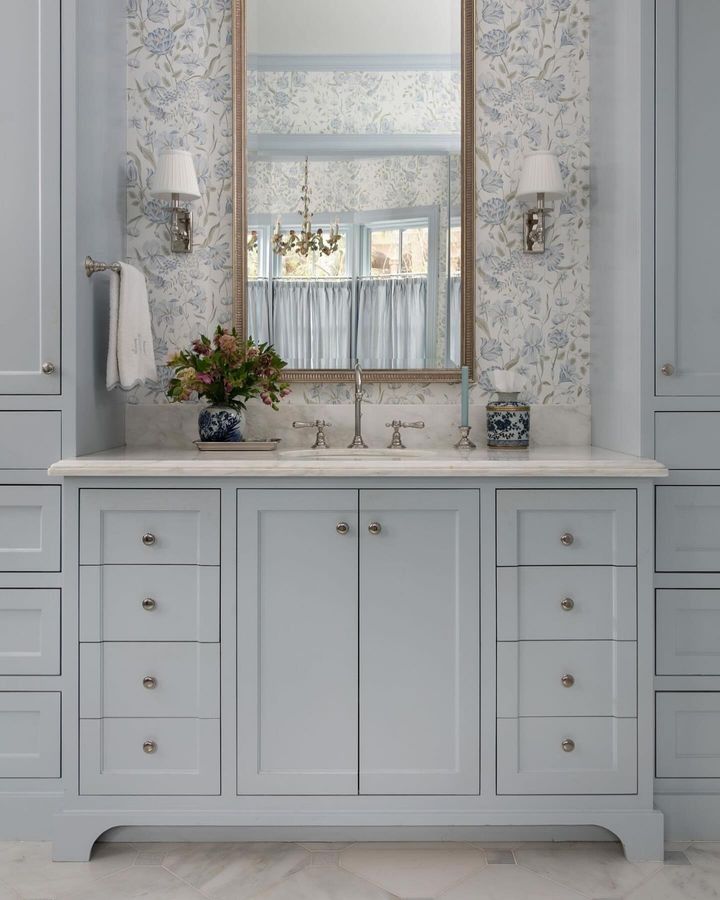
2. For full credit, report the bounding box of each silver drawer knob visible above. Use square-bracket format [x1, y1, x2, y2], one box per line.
[142, 676, 157, 690]
[560, 532, 575, 547]
[661, 363, 675, 376]
[562, 738, 576, 753]
[142, 597, 157, 611]
[368, 522, 382, 536]
[560, 597, 575, 611]
[143, 740, 157, 754]
[336, 522, 350, 536]
[561, 673, 575, 688]
[41, 362, 56, 375]
[142, 533, 156, 547]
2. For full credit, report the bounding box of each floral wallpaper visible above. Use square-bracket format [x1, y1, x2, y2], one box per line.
[126, 0, 590, 407]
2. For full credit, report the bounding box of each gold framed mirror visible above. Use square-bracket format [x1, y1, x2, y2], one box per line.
[233, 0, 475, 382]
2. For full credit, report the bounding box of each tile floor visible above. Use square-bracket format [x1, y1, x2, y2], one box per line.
[0, 840, 717, 900]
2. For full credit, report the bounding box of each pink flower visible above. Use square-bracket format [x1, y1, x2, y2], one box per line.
[218, 333, 238, 355]
[196, 372, 213, 385]
[192, 339, 210, 356]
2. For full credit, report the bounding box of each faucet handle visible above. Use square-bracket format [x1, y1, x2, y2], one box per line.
[293, 420, 331, 449]
[385, 420, 426, 449]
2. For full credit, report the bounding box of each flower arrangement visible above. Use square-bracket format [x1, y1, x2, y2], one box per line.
[167, 326, 290, 411]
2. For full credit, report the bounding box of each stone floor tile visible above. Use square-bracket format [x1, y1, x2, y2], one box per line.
[161, 842, 310, 900]
[664, 850, 691, 866]
[249, 866, 398, 899]
[309, 851, 340, 867]
[55, 865, 206, 899]
[485, 850, 515, 865]
[626, 866, 720, 899]
[441, 864, 587, 899]
[665, 841, 692, 852]
[687, 844, 720, 875]
[340, 845, 486, 898]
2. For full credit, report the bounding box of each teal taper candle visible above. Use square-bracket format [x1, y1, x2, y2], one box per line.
[461, 366, 469, 428]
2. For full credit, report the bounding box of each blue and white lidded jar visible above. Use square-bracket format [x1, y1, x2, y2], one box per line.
[198, 404, 245, 442]
[487, 392, 530, 449]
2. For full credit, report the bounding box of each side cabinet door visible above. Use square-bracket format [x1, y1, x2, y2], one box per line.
[0, 0, 60, 394]
[656, 0, 720, 395]
[237, 490, 359, 795]
[359, 489, 480, 795]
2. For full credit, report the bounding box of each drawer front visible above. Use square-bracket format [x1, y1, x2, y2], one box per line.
[80, 718, 220, 795]
[657, 486, 720, 572]
[79, 566, 219, 643]
[80, 489, 220, 565]
[497, 567, 637, 642]
[0, 486, 61, 571]
[657, 590, 720, 675]
[81, 642, 219, 719]
[497, 490, 637, 566]
[656, 412, 720, 470]
[0, 693, 60, 778]
[0, 413, 61, 469]
[497, 641, 636, 718]
[497, 717, 637, 795]
[657, 692, 720, 778]
[0, 589, 60, 675]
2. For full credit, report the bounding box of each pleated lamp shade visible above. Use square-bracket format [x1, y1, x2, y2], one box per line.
[152, 149, 201, 201]
[516, 151, 565, 202]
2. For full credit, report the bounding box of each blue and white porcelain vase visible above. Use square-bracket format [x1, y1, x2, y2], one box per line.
[487, 392, 530, 449]
[198, 404, 245, 443]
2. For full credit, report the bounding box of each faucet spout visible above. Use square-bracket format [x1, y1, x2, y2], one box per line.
[349, 361, 368, 449]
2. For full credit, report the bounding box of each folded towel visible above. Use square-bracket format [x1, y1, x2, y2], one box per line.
[106, 262, 157, 390]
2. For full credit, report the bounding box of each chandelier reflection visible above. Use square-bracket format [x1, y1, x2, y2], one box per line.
[272, 158, 341, 259]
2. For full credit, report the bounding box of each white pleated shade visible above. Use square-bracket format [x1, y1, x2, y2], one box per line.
[516, 151, 565, 202]
[151, 149, 201, 201]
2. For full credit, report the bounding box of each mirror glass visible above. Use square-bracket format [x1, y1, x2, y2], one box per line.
[243, 0, 466, 376]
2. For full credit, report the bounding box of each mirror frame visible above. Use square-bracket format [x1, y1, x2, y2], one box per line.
[232, 0, 475, 382]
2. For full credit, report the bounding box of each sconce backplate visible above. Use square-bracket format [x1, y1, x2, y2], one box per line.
[523, 209, 546, 254]
[170, 207, 193, 254]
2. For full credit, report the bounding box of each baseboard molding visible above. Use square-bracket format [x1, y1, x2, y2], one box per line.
[0, 795, 64, 841]
[655, 794, 720, 841]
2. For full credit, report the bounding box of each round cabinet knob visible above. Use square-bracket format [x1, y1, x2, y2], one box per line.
[336, 522, 350, 536]
[41, 362, 56, 375]
[661, 363, 675, 377]
[560, 532, 575, 547]
[561, 673, 576, 688]
[142, 597, 157, 611]
[143, 740, 157, 754]
[560, 597, 575, 611]
[142, 533, 156, 547]
[142, 676, 157, 690]
[561, 739, 576, 753]
[368, 522, 382, 536]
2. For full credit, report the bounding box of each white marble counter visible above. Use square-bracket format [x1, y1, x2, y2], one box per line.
[49, 446, 668, 479]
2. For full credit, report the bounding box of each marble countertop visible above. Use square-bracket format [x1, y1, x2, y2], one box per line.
[48, 445, 669, 478]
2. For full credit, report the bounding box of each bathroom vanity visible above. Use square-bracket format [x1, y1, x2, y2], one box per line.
[42, 448, 667, 861]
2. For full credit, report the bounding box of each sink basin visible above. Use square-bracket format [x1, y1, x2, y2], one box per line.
[281, 448, 437, 460]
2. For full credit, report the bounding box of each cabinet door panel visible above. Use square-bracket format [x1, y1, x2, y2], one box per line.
[359, 490, 480, 795]
[0, 0, 60, 394]
[656, 486, 720, 572]
[237, 490, 358, 795]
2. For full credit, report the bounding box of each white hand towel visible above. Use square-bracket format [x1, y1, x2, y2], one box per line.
[106, 262, 157, 390]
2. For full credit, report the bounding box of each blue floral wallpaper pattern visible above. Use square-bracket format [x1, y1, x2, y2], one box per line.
[126, 0, 590, 406]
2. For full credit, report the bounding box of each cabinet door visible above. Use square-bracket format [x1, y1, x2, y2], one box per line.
[656, 1, 720, 395]
[359, 490, 480, 795]
[0, 0, 60, 394]
[237, 490, 358, 795]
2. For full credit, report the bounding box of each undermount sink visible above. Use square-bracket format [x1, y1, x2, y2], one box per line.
[280, 448, 437, 460]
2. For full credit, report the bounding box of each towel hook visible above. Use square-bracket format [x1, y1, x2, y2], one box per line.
[85, 256, 121, 278]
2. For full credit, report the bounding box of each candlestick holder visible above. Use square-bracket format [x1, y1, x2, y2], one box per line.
[455, 426, 477, 450]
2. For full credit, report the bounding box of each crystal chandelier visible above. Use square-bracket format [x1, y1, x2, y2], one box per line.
[272, 158, 341, 258]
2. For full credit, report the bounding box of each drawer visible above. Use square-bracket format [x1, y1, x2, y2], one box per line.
[0, 589, 60, 675]
[0, 413, 61, 469]
[80, 566, 219, 642]
[656, 412, 720, 470]
[81, 642, 219, 719]
[657, 693, 720, 778]
[0, 693, 60, 778]
[80, 718, 220, 795]
[496, 490, 637, 566]
[497, 717, 637, 795]
[657, 590, 720, 675]
[497, 641, 636, 718]
[0, 486, 60, 571]
[80, 489, 220, 566]
[657, 486, 720, 572]
[497, 567, 637, 641]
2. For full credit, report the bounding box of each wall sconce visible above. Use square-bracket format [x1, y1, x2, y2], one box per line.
[516, 151, 566, 254]
[151, 149, 201, 253]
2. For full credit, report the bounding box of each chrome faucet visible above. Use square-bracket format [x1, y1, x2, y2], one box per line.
[348, 361, 368, 449]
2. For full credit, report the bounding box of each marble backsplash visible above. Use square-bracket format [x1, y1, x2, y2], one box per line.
[125, 401, 590, 449]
